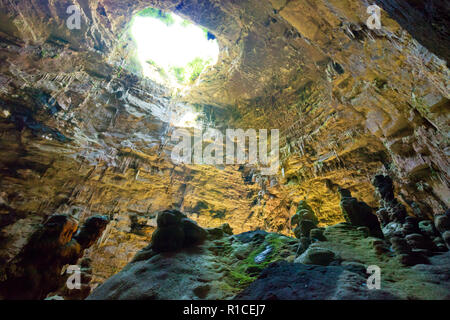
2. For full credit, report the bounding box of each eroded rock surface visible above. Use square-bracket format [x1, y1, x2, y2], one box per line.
[0, 214, 108, 300]
[88, 213, 450, 300]
[88, 226, 298, 300]
[0, 0, 448, 298]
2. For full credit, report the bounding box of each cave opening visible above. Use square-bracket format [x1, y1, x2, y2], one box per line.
[130, 8, 219, 88]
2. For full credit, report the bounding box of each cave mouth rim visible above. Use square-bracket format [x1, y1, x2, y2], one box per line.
[130, 7, 220, 89]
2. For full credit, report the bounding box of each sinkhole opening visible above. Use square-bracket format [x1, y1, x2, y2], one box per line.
[131, 8, 219, 87]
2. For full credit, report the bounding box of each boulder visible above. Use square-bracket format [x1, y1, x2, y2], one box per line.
[372, 175, 395, 202]
[405, 233, 434, 250]
[338, 188, 384, 239]
[151, 210, 208, 253]
[386, 201, 407, 224]
[382, 222, 403, 239]
[299, 219, 317, 237]
[442, 231, 450, 249]
[291, 200, 318, 227]
[207, 223, 233, 240]
[235, 261, 398, 300]
[221, 223, 233, 235]
[182, 218, 207, 246]
[433, 237, 448, 252]
[391, 236, 411, 254]
[151, 225, 185, 252]
[295, 236, 311, 256]
[418, 220, 438, 237]
[398, 253, 429, 266]
[293, 225, 302, 239]
[402, 216, 420, 235]
[310, 228, 327, 241]
[375, 207, 390, 226]
[295, 247, 336, 266]
[157, 209, 184, 227]
[341, 261, 367, 275]
[435, 214, 450, 233]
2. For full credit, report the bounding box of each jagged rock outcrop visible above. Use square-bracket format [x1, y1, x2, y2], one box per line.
[88, 226, 298, 300]
[373, 175, 407, 225]
[294, 247, 336, 266]
[290, 200, 329, 258]
[291, 200, 320, 239]
[434, 211, 450, 249]
[0, 214, 108, 300]
[235, 261, 397, 300]
[87, 218, 450, 300]
[338, 188, 384, 239]
[372, 174, 448, 266]
[150, 210, 207, 253]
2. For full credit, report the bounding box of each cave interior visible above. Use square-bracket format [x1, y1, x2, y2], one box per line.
[0, 0, 449, 301]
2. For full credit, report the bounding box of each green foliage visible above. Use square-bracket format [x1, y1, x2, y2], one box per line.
[201, 27, 209, 39]
[160, 57, 212, 84]
[146, 60, 168, 79]
[225, 234, 291, 290]
[137, 8, 175, 26]
[133, 9, 217, 86]
[186, 57, 212, 82]
[133, 12, 216, 85]
[181, 20, 191, 28]
[170, 66, 186, 83]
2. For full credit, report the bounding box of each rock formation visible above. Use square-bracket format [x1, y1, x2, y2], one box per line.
[372, 174, 448, 266]
[338, 188, 384, 238]
[291, 200, 320, 238]
[150, 209, 207, 253]
[0, 214, 108, 300]
[0, 0, 448, 300]
[88, 217, 298, 300]
[87, 209, 450, 300]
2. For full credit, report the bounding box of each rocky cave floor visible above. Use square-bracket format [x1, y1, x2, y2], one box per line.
[85, 181, 450, 300]
[4, 180, 450, 300]
[86, 212, 450, 300]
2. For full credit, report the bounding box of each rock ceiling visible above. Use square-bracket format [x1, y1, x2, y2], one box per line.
[0, 0, 448, 290]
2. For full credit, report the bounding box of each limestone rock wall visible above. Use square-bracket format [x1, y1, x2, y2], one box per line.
[0, 0, 448, 293]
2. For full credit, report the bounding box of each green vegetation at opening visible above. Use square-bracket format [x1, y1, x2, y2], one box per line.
[187, 57, 213, 82]
[137, 8, 175, 26]
[146, 56, 213, 84]
[132, 7, 219, 86]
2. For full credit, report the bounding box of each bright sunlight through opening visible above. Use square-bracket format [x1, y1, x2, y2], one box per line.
[131, 8, 219, 87]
